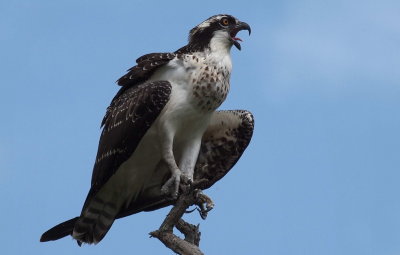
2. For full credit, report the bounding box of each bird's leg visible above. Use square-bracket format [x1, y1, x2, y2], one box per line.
[178, 137, 202, 185]
[160, 152, 181, 199]
[160, 130, 181, 199]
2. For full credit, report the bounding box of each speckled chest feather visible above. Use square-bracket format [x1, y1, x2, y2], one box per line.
[182, 52, 231, 112]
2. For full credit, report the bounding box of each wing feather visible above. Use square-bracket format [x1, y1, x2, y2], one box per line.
[116, 53, 177, 87]
[194, 110, 254, 189]
[116, 45, 195, 88]
[82, 81, 172, 211]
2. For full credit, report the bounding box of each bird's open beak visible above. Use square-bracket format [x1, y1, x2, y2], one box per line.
[229, 21, 251, 50]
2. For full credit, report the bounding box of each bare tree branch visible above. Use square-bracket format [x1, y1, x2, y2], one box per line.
[176, 219, 201, 246]
[150, 230, 203, 255]
[150, 187, 215, 255]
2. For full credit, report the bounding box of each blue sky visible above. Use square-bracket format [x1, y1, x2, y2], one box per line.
[1, 0, 400, 254]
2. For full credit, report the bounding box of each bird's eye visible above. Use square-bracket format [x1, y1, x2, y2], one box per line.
[220, 18, 229, 26]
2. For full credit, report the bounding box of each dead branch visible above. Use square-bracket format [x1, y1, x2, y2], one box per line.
[149, 186, 214, 255]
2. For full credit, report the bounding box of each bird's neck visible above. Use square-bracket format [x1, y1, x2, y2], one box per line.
[204, 46, 232, 73]
[208, 31, 232, 56]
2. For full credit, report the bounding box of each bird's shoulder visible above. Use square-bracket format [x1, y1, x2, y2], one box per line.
[116, 52, 178, 87]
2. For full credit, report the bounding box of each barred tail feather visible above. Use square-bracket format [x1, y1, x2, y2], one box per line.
[72, 195, 122, 245]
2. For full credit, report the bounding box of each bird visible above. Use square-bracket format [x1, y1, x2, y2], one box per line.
[40, 14, 254, 245]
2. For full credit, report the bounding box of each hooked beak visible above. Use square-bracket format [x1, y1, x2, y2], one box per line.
[229, 21, 251, 50]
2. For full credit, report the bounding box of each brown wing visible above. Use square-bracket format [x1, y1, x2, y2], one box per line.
[83, 81, 172, 211]
[193, 110, 255, 189]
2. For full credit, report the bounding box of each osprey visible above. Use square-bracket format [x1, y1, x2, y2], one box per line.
[41, 14, 254, 245]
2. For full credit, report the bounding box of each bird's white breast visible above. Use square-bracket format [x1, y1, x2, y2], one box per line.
[151, 49, 232, 114]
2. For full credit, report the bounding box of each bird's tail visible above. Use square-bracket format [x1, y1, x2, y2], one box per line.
[40, 217, 79, 242]
[72, 194, 121, 245]
[40, 195, 121, 246]
[41, 196, 122, 245]
[71, 174, 136, 245]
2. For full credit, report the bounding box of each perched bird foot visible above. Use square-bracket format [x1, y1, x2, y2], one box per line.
[181, 174, 193, 185]
[179, 174, 193, 194]
[161, 171, 181, 199]
[194, 190, 214, 220]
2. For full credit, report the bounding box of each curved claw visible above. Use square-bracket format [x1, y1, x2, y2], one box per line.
[184, 207, 197, 214]
[197, 208, 207, 220]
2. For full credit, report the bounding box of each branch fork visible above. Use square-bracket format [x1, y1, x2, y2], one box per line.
[149, 186, 214, 255]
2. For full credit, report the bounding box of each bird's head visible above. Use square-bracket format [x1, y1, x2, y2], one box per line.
[188, 14, 251, 52]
